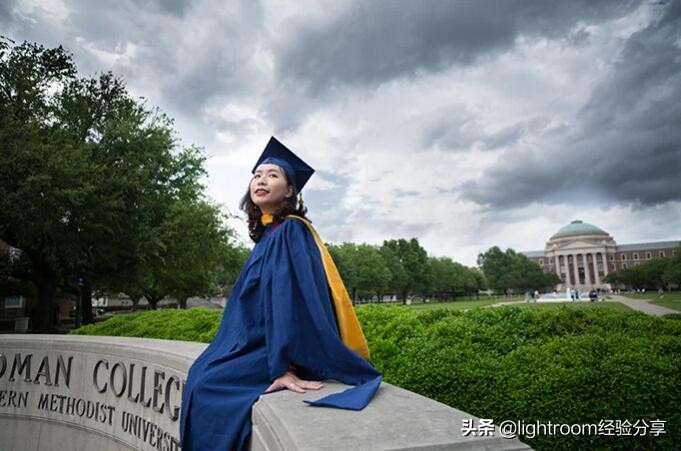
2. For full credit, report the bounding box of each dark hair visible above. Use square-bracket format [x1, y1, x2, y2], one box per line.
[239, 169, 309, 242]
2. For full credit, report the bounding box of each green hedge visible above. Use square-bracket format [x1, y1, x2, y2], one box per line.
[70, 308, 221, 343]
[71, 304, 681, 450]
[359, 304, 681, 450]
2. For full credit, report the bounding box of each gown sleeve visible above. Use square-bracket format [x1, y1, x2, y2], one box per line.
[262, 218, 382, 410]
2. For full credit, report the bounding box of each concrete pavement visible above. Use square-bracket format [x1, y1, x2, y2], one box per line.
[609, 295, 679, 316]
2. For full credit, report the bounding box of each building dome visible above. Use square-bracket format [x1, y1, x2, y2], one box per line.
[551, 220, 609, 239]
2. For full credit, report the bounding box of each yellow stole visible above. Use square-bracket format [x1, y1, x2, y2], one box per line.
[260, 213, 371, 360]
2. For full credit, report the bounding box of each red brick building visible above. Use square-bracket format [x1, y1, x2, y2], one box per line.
[522, 220, 679, 291]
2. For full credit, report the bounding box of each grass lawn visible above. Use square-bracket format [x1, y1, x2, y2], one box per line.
[372, 297, 639, 313]
[616, 291, 681, 312]
[510, 300, 633, 312]
[389, 296, 525, 311]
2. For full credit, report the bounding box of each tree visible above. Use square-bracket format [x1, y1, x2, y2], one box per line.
[162, 200, 237, 309]
[424, 255, 487, 302]
[605, 249, 679, 291]
[381, 238, 428, 303]
[354, 244, 391, 302]
[471, 268, 488, 297]
[0, 38, 229, 329]
[477, 246, 515, 292]
[0, 250, 36, 304]
[328, 243, 390, 303]
[328, 243, 359, 299]
[662, 245, 681, 288]
[216, 242, 251, 296]
[377, 244, 408, 301]
[1, 39, 79, 330]
[478, 246, 560, 293]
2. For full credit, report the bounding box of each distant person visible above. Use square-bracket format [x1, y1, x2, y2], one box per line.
[589, 290, 597, 302]
[570, 288, 575, 302]
[658, 287, 664, 300]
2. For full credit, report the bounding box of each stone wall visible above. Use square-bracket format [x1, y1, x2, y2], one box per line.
[0, 335, 531, 450]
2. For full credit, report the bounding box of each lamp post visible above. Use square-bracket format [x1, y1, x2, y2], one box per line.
[75, 276, 84, 329]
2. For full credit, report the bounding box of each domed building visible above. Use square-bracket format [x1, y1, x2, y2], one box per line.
[522, 220, 679, 291]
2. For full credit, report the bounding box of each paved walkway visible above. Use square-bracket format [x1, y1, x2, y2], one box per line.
[489, 300, 527, 307]
[609, 295, 679, 316]
[486, 296, 680, 317]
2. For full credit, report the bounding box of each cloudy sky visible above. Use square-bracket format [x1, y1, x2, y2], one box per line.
[3, 0, 681, 265]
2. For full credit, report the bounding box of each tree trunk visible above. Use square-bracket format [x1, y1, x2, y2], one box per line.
[32, 273, 56, 332]
[124, 293, 142, 311]
[81, 280, 94, 325]
[148, 297, 159, 310]
[28, 252, 58, 332]
[179, 297, 188, 309]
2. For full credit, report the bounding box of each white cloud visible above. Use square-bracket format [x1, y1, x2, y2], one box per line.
[6, 0, 679, 266]
[75, 37, 139, 68]
[14, 0, 69, 23]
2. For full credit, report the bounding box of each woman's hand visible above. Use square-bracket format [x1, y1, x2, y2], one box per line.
[265, 370, 324, 393]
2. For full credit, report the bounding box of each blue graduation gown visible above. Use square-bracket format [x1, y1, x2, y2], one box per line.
[180, 217, 381, 450]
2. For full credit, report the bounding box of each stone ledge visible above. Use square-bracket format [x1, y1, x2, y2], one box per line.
[252, 381, 531, 451]
[0, 334, 532, 450]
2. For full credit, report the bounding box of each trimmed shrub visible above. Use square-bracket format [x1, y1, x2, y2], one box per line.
[72, 304, 680, 450]
[356, 304, 681, 450]
[70, 308, 221, 343]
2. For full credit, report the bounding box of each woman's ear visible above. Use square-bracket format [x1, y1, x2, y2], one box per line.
[286, 185, 294, 198]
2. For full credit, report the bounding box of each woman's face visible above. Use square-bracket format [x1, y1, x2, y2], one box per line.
[250, 163, 293, 214]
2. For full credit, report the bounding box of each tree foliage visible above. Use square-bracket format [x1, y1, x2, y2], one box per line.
[327, 238, 484, 303]
[0, 38, 241, 329]
[477, 246, 561, 293]
[327, 243, 391, 303]
[604, 244, 681, 290]
[381, 238, 429, 302]
[72, 304, 681, 451]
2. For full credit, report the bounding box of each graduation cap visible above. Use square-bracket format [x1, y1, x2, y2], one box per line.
[252, 136, 314, 192]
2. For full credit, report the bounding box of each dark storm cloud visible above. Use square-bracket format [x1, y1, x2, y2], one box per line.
[462, 1, 681, 209]
[422, 107, 549, 152]
[70, 0, 265, 113]
[0, 1, 17, 24]
[149, 0, 190, 16]
[5, 0, 266, 116]
[276, 0, 641, 92]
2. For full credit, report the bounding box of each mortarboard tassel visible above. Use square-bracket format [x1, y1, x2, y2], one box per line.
[297, 193, 304, 210]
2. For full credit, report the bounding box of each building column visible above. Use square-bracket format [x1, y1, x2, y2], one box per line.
[594, 253, 601, 286]
[603, 252, 610, 277]
[572, 254, 580, 288]
[584, 253, 592, 287]
[554, 252, 561, 282]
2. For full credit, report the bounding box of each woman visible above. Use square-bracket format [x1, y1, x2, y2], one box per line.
[180, 137, 381, 450]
